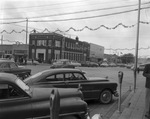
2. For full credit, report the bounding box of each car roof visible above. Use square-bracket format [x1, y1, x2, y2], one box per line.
[0, 59, 14, 63]
[37, 68, 83, 76]
[24, 68, 83, 83]
[139, 63, 150, 66]
[0, 73, 17, 83]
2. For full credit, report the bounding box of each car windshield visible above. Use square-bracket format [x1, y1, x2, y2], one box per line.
[26, 72, 43, 81]
[82, 71, 89, 80]
[25, 70, 45, 82]
[15, 78, 30, 93]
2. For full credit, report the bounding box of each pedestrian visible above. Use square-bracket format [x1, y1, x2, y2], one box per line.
[143, 64, 150, 119]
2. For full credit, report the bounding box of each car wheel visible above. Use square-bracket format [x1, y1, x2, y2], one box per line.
[99, 89, 112, 104]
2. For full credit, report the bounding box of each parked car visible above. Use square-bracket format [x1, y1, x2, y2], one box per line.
[0, 59, 31, 80]
[100, 62, 109, 67]
[27, 59, 40, 65]
[109, 63, 117, 67]
[70, 60, 81, 67]
[81, 61, 99, 67]
[50, 59, 75, 69]
[0, 73, 89, 119]
[25, 68, 118, 104]
[131, 63, 150, 72]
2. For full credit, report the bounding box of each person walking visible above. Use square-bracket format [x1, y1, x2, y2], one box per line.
[143, 64, 150, 118]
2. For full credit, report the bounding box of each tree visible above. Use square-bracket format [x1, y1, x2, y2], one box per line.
[120, 53, 134, 64]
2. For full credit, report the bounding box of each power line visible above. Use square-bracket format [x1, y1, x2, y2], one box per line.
[26, 6, 150, 23]
[2, 0, 94, 10]
[1, 0, 134, 10]
[1, 2, 149, 20]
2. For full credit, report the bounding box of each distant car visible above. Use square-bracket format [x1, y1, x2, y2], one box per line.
[70, 61, 81, 67]
[88, 62, 99, 67]
[81, 61, 99, 67]
[0, 73, 89, 119]
[138, 63, 148, 71]
[25, 68, 118, 104]
[100, 62, 109, 67]
[50, 59, 75, 69]
[109, 63, 117, 67]
[27, 59, 40, 65]
[131, 63, 150, 72]
[0, 59, 31, 80]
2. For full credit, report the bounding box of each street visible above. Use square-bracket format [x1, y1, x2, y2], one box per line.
[24, 64, 145, 118]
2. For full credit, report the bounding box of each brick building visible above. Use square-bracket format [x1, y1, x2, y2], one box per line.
[0, 44, 28, 60]
[29, 33, 90, 63]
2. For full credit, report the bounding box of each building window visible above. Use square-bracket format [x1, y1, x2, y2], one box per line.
[54, 50, 60, 60]
[55, 40, 60, 47]
[48, 40, 52, 46]
[37, 40, 46, 46]
[48, 49, 51, 63]
[32, 49, 35, 59]
[32, 40, 35, 45]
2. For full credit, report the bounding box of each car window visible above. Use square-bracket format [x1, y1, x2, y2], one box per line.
[0, 84, 25, 100]
[65, 73, 75, 81]
[0, 63, 9, 69]
[56, 74, 64, 81]
[9, 62, 18, 68]
[46, 74, 64, 81]
[73, 73, 86, 80]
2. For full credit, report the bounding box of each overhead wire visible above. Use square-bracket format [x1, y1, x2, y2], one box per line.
[0, 8, 149, 25]
[1, 0, 135, 10]
[28, 6, 150, 23]
[1, 2, 149, 20]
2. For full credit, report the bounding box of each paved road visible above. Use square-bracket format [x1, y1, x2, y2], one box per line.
[24, 64, 144, 117]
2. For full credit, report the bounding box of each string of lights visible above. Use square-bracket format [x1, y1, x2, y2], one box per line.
[1, 37, 150, 52]
[1, 21, 149, 34]
[105, 46, 150, 51]
[1, 39, 24, 44]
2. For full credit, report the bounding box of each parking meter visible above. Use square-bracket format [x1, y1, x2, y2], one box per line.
[118, 71, 123, 84]
[118, 71, 123, 113]
[50, 89, 60, 119]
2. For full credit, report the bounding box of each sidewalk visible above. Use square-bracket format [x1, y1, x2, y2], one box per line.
[110, 87, 146, 119]
[109, 73, 147, 119]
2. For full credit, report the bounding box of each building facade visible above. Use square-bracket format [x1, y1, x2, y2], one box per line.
[0, 44, 28, 60]
[29, 33, 90, 63]
[89, 43, 104, 62]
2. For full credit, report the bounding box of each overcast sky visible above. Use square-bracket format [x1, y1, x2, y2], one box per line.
[0, 0, 150, 58]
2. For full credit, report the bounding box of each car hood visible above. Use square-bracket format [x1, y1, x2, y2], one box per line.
[17, 67, 31, 72]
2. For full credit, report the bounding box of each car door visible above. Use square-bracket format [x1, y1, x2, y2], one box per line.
[33, 73, 67, 88]
[0, 83, 32, 119]
[0, 62, 11, 73]
[65, 72, 99, 100]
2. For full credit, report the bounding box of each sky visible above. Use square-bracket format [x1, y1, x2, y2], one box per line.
[0, 0, 150, 58]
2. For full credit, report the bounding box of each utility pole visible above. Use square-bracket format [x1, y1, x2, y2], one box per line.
[26, 18, 28, 44]
[1, 35, 3, 45]
[1, 35, 3, 58]
[134, 0, 141, 92]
